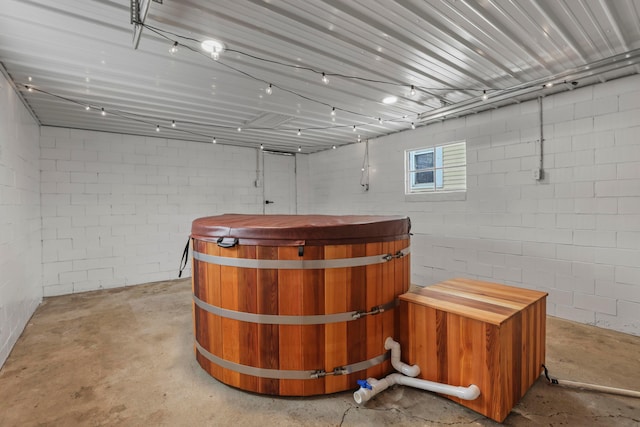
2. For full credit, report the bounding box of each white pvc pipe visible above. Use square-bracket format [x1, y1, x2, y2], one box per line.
[353, 374, 480, 404]
[353, 337, 481, 405]
[353, 377, 392, 405]
[384, 337, 420, 377]
[393, 374, 481, 400]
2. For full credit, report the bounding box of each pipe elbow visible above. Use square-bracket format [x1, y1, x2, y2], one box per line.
[384, 337, 420, 377]
[457, 384, 481, 400]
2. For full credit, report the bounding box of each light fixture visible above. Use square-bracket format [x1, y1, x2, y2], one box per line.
[156, 125, 160, 132]
[260, 144, 264, 150]
[378, 117, 383, 124]
[357, 135, 361, 142]
[298, 146, 302, 152]
[169, 41, 179, 55]
[28, 76, 32, 82]
[27, 85, 33, 92]
[101, 108, 106, 116]
[332, 145, 336, 149]
[171, 120, 176, 128]
[266, 84, 273, 95]
[85, 105, 90, 111]
[352, 125, 356, 132]
[297, 129, 301, 136]
[382, 96, 397, 104]
[331, 107, 336, 116]
[201, 39, 225, 60]
[212, 137, 217, 143]
[482, 90, 488, 101]
[322, 72, 329, 84]
[410, 85, 416, 96]
[411, 122, 415, 129]
[237, 127, 242, 132]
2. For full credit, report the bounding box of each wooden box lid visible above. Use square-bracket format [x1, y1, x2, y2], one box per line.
[399, 278, 547, 326]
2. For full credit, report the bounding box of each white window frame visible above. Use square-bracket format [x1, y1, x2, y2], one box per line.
[405, 141, 466, 194]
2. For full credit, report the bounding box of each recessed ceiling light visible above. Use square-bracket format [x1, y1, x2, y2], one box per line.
[201, 39, 225, 55]
[382, 96, 398, 104]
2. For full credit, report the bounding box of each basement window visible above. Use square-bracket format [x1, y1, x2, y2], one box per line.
[405, 141, 466, 194]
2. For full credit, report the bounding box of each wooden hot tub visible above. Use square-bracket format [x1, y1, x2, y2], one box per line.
[190, 214, 411, 396]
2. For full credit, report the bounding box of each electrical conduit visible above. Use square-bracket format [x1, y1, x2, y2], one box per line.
[354, 338, 480, 404]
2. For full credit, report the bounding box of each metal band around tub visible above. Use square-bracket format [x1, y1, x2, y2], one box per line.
[192, 247, 410, 270]
[195, 340, 389, 380]
[193, 294, 399, 325]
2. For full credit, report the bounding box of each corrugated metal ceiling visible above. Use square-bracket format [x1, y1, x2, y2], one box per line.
[1, 0, 639, 153]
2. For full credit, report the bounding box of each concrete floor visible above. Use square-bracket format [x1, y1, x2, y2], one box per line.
[1, 278, 639, 426]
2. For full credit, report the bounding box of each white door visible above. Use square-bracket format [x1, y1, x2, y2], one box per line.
[263, 152, 296, 214]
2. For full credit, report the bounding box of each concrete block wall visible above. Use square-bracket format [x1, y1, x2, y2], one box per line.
[301, 74, 640, 336]
[40, 127, 262, 296]
[0, 74, 42, 366]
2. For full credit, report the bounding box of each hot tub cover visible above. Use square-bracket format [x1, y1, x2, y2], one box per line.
[191, 214, 411, 245]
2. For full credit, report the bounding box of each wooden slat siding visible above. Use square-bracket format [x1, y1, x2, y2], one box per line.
[324, 244, 348, 393]
[206, 241, 224, 381]
[423, 306, 431, 376]
[521, 305, 531, 396]
[396, 301, 412, 376]
[278, 246, 304, 395]
[446, 312, 461, 389]
[381, 241, 395, 351]
[191, 241, 199, 353]
[192, 240, 208, 373]
[435, 310, 448, 384]
[538, 300, 546, 384]
[485, 321, 501, 419]
[195, 241, 211, 376]
[191, 239, 197, 348]
[365, 242, 384, 380]
[238, 245, 258, 393]
[457, 316, 485, 415]
[192, 238, 409, 396]
[401, 291, 512, 325]
[426, 284, 532, 310]
[510, 311, 523, 412]
[256, 246, 279, 395]
[346, 244, 367, 389]
[496, 318, 512, 419]
[442, 278, 546, 303]
[400, 279, 547, 422]
[394, 240, 410, 359]
[302, 245, 325, 396]
[220, 245, 240, 388]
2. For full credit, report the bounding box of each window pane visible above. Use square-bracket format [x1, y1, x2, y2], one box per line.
[415, 170, 434, 185]
[414, 151, 433, 169]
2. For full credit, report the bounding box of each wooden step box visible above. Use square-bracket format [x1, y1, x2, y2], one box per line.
[398, 278, 547, 423]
